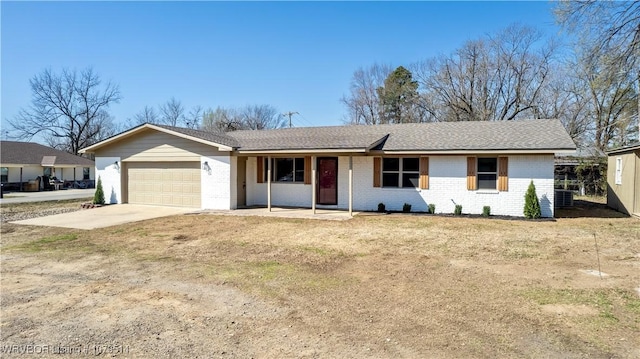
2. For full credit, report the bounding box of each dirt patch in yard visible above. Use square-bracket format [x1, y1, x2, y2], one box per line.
[1, 206, 639, 358]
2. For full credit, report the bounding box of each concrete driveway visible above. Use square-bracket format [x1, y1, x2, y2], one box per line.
[11, 204, 195, 230]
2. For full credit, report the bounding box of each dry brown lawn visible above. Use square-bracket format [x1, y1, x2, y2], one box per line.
[1, 202, 639, 358]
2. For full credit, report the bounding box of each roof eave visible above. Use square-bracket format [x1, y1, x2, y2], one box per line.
[375, 148, 576, 155]
[236, 148, 368, 155]
[605, 143, 640, 155]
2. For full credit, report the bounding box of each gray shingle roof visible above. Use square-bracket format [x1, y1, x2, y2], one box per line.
[154, 124, 240, 148]
[82, 119, 577, 154]
[1, 141, 95, 166]
[224, 118, 576, 152]
[227, 125, 389, 151]
[379, 119, 576, 151]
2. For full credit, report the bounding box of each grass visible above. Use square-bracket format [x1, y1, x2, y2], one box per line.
[10, 233, 78, 252]
[523, 288, 611, 308]
[2, 199, 638, 357]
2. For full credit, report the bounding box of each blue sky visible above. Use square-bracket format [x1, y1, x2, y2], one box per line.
[1, 1, 562, 137]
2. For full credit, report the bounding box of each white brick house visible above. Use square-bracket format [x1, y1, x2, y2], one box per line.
[81, 119, 576, 218]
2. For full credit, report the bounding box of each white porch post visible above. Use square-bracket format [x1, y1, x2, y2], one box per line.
[349, 156, 353, 217]
[267, 156, 272, 212]
[311, 156, 317, 214]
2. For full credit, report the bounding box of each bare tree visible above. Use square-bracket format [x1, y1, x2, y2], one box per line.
[555, 1, 640, 70]
[534, 64, 592, 145]
[185, 105, 203, 129]
[159, 97, 185, 126]
[555, 0, 640, 148]
[341, 63, 392, 124]
[133, 106, 159, 125]
[9, 68, 121, 155]
[581, 52, 637, 148]
[241, 104, 284, 130]
[201, 107, 244, 133]
[413, 25, 557, 122]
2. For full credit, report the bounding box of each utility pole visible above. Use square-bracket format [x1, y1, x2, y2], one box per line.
[282, 111, 299, 128]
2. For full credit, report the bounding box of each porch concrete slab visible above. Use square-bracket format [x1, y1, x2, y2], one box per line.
[11, 204, 194, 230]
[201, 207, 358, 221]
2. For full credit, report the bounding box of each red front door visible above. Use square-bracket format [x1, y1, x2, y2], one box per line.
[317, 157, 338, 205]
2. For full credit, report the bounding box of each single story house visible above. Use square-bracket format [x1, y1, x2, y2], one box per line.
[80, 118, 576, 218]
[0, 141, 95, 190]
[606, 143, 640, 216]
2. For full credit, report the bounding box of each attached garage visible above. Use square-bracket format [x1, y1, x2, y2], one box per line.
[81, 124, 237, 209]
[126, 162, 201, 208]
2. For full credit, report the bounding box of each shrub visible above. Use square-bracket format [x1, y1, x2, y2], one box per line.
[93, 176, 105, 205]
[523, 180, 541, 219]
[377, 202, 386, 213]
[428, 203, 436, 214]
[402, 203, 412, 213]
[482, 206, 491, 217]
[454, 204, 463, 215]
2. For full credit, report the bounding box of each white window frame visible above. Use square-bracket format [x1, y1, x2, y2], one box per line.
[264, 157, 305, 183]
[614, 157, 622, 185]
[381, 157, 420, 188]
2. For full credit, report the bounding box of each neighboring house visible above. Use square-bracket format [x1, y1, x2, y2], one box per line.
[0, 141, 95, 190]
[606, 143, 640, 216]
[80, 118, 576, 218]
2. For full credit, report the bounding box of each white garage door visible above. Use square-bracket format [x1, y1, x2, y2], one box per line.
[127, 162, 201, 208]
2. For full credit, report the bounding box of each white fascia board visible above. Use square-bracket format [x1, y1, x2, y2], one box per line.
[237, 148, 366, 155]
[376, 149, 575, 155]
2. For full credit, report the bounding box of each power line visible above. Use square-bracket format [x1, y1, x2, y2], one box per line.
[282, 111, 299, 128]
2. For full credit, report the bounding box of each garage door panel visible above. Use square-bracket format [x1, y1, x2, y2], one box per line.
[127, 162, 201, 208]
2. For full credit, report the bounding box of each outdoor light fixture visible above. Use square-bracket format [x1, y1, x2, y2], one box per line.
[202, 161, 212, 175]
[113, 161, 120, 171]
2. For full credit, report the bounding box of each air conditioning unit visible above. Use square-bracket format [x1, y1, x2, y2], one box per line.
[555, 190, 574, 208]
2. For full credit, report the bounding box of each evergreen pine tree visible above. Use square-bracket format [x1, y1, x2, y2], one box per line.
[94, 176, 105, 205]
[523, 180, 541, 219]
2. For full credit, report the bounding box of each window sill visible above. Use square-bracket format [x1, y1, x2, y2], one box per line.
[475, 190, 499, 194]
[264, 182, 307, 185]
[379, 187, 421, 190]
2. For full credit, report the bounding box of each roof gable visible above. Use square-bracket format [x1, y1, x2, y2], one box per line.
[80, 123, 239, 153]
